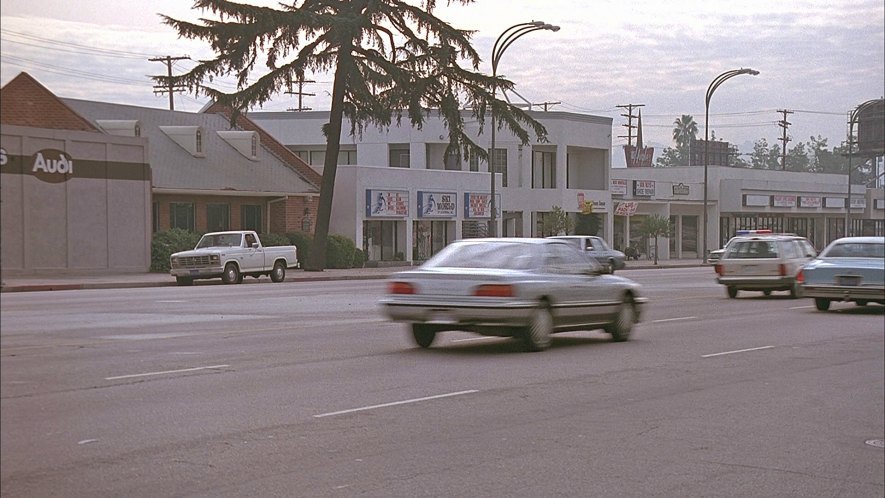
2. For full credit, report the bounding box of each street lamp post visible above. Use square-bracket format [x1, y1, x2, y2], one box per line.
[844, 99, 881, 237]
[488, 21, 559, 237]
[702, 68, 759, 263]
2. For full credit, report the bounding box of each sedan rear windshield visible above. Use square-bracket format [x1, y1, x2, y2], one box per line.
[823, 242, 885, 258]
[724, 240, 779, 259]
[424, 242, 536, 270]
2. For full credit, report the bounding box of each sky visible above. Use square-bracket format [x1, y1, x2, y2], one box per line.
[1, 0, 883, 166]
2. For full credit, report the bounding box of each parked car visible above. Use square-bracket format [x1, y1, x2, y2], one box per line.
[797, 236, 885, 311]
[714, 233, 816, 298]
[549, 235, 626, 273]
[169, 230, 299, 286]
[379, 238, 647, 351]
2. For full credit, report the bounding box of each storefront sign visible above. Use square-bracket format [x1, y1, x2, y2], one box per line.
[614, 201, 638, 216]
[31, 149, 74, 183]
[799, 196, 821, 208]
[610, 179, 628, 196]
[633, 180, 655, 197]
[672, 183, 690, 195]
[772, 195, 797, 208]
[849, 197, 866, 209]
[464, 192, 501, 219]
[624, 145, 654, 168]
[824, 197, 845, 209]
[0, 147, 7, 167]
[366, 189, 409, 217]
[743, 194, 770, 207]
[417, 191, 457, 218]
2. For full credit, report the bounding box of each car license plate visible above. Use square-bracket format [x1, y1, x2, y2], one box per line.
[837, 275, 861, 286]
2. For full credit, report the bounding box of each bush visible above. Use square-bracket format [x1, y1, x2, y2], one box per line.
[352, 248, 366, 268]
[260, 232, 290, 247]
[287, 232, 313, 265]
[151, 229, 201, 272]
[325, 234, 356, 269]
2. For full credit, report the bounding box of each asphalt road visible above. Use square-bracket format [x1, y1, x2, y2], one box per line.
[2, 267, 883, 497]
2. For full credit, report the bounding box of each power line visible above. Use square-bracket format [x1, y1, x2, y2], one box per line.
[0, 28, 158, 58]
[2, 54, 150, 86]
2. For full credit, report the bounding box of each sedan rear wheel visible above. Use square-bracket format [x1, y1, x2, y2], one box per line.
[856, 300, 868, 307]
[727, 286, 738, 299]
[606, 295, 635, 342]
[763, 290, 772, 296]
[411, 324, 436, 348]
[523, 303, 553, 352]
[789, 281, 802, 299]
[814, 298, 831, 311]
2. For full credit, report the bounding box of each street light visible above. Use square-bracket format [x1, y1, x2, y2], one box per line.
[702, 68, 759, 263]
[488, 21, 560, 237]
[844, 99, 881, 237]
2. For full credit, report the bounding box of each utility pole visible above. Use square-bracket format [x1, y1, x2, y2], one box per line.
[533, 101, 561, 112]
[777, 109, 793, 170]
[286, 77, 316, 111]
[150, 56, 189, 110]
[616, 104, 644, 147]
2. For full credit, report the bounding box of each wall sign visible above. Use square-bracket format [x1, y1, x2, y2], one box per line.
[743, 194, 770, 207]
[417, 191, 457, 218]
[464, 192, 501, 219]
[614, 201, 638, 216]
[366, 189, 409, 217]
[672, 183, 690, 195]
[610, 179, 628, 196]
[30, 149, 74, 183]
[799, 196, 821, 208]
[824, 197, 845, 209]
[849, 197, 866, 209]
[633, 180, 655, 197]
[772, 195, 797, 208]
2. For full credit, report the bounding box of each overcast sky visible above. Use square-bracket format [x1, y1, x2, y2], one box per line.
[1, 0, 883, 164]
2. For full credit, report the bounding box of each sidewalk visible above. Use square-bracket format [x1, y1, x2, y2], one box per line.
[0, 259, 706, 293]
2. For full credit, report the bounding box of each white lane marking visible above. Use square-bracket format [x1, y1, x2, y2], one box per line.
[105, 364, 230, 380]
[451, 337, 496, 343]
[651, 316, 697, 323]
[156, 300, 188, 303]
[702, 346, 774, 358]
[789, 305, 813, 309]
[314, 390, 479, 418]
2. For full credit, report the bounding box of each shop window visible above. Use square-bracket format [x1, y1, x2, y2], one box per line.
[389, 145, 410, 168]
[207, 204, 230, 232]
[241, 204, 262, 232]
[169, 202, 195, 232]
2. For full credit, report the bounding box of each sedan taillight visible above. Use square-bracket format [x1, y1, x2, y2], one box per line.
[796, 269, 804, 283]
[714, 264, 723, 276]
[473, 284, 514, 297]
[778, 263, 787, 277]
[388, 282, 415, 295]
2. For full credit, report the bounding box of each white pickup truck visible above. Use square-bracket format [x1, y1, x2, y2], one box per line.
[169, 231, 299, 286]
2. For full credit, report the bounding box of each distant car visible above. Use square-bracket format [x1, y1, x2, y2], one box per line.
[714, 233, 816, 298]
[379, 238, 647, 351]
[797, 236, 885, 311]
[549, 235, 626, 273]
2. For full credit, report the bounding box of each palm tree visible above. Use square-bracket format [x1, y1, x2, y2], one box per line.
[638, 215, 672, 265]
[158, 0, 547, 271]
[672, 115, 698, 161]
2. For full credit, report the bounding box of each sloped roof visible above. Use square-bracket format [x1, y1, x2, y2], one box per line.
[203, 102, 322, 188]
[63, 98, 319, 196]
[0, 72, 98, 131]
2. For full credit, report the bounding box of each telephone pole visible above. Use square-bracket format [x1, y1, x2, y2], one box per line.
[150, 56, 189, 110]
[286, 77, 315, 111]
[777, 109, 793, 170]
[616, 104, 644, 147]
[533, 101, 561, 112]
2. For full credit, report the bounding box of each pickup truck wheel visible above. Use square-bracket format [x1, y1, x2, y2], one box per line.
[727, 286, 738, 299]
[522, 302, 553, 352]
[605, 294, 635, 342]
[814, 298, 831, 311]
[175, 276, 193, 286]
[270, 261, 286, 282]
[222, 263, 240, 284]
[411, 324, 436, 348]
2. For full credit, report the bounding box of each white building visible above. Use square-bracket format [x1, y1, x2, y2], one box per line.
[251, 110, 884, 264]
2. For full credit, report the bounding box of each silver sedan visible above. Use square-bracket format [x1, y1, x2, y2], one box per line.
[379, 238, 647, 351]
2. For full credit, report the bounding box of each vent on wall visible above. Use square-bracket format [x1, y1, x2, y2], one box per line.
[217, 131, 259, 161]
[159, 125, 205, 157]
[96, 120, 141, 137]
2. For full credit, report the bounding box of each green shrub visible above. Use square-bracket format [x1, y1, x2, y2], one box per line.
[260, 232, 290, 247]
[325, 234, 356, 269]
[151, 229, 201, 272]
[286, 232, 313, 265]
[352, 248, 366, 268]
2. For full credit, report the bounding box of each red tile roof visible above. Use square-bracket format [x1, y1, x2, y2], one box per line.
[203, 102, 323, 189]
[0, 72, 99, 131]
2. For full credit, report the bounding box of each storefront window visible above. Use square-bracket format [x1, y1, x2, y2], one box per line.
[364, 220, 403, 261]
[413, 220, 453, 261]
[681, 216, 698, 254]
